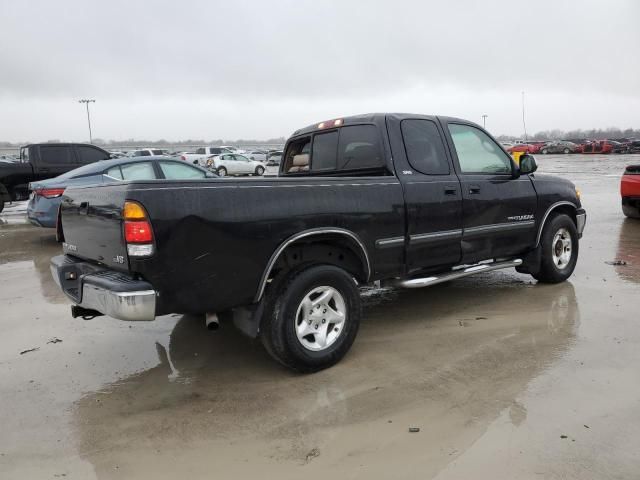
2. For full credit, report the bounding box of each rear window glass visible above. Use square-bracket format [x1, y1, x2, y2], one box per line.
[152, 149, 164, 155]
[76, 146, 109, 164]
[120, 162, 156, 180]
[159, 162, 205, 179]
[337, 125, 384, 171]
[401, 119, 450, 175]
[40, 146, 74, 165]
[311, 131, 338, 171]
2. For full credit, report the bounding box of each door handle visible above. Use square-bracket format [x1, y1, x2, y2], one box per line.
[444, 186, 457, 195]
[79, 202, 89, 215]
[469, 185, 481, 194]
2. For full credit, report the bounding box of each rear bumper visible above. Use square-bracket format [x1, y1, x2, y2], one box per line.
[50, 255, 157, 321]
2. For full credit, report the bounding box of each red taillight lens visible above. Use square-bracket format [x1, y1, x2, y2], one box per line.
[181, 155, 186, 161]
[36, 188, 65, 198]
[124, 220, 153, 243]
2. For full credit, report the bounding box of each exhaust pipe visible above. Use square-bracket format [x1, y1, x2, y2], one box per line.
[206, 312, 219, 331]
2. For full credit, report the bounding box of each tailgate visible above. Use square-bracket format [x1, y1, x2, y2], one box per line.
[60, 184, 130, 272]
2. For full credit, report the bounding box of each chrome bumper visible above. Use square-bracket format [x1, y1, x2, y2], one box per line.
[576, 211, 587, 238]
[80, 283, 156, 321]
[50, 255, 157, 321]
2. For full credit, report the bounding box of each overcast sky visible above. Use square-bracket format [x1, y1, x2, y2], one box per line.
[1, 0, 639, 143]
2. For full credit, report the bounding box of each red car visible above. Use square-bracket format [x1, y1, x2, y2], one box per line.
[507, 142, 544, 154]
[621, 164, 640, 218]
[581, 140, 614, 154]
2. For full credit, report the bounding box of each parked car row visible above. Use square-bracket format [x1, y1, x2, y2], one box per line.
[504, 139, 640, 155]
[26, 156, 214, 227]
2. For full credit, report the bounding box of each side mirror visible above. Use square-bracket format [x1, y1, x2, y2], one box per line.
[519, 154, 538, 174]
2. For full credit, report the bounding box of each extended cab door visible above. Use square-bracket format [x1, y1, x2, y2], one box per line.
[35, 145, 77, 180]
[443, 121, 537, 264]
[387, 116, 462, 273]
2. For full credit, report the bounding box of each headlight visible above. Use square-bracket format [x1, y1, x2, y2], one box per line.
[575, 187, 581, 201]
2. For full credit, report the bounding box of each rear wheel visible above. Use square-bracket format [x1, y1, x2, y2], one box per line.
[563, 148, 570, 154]
[541, 148, 548, 154]
[261, 265, 361, 372]
[217, 167, 227, 177]
[622, 202, 640, 219]
[255, 166, 265, 176]
[533, 214, 579, 283]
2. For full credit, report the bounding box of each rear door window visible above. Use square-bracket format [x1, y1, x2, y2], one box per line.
[39, 146, 75, 165]
[159, 161, 206, 179]
[311, 131, 339, 171]
[401, 119, 450, 175]
[337, 125, 384, 171]
[119, 162, 157, 180]
[152, 149, 164, 155]
[75, 146, 110, 165]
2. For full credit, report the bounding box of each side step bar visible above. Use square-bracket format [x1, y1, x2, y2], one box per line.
[396, 259, 522, 289]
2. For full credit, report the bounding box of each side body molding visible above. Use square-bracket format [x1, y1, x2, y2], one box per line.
[254, 228, 372, 302]
[535, 201, 577, 247]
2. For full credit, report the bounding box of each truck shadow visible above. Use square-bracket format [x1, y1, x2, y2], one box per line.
[73, 274, 579, 474]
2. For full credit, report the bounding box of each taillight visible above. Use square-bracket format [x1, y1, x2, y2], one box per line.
[181, 155, 186, 161]
[124, 221, 153, 243]
[123, 200, 154, 257]
[36, 187, 65, 198]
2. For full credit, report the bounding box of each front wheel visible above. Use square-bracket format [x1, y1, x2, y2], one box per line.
[261, 265, 361, 372]
[541, 148, 548, 154]
[217, 167, 227, 177]
[563, 148, 570, 154]
[533, 214, 579, 283]
[255, 166, 265, 176]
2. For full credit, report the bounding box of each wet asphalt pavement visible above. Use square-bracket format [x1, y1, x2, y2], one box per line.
[1, 154, 640, 479]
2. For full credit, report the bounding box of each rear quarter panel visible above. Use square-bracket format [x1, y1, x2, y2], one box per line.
[126, 176, 405, 314]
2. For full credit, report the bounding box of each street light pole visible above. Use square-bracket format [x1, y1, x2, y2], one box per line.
[521, 91, 528, 141]
[482, 114, 488, 129]
[78, 99, 96, 143]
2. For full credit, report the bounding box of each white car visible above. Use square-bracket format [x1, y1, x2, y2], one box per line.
[220, 145, 246, 154]
[127, 148, 169, 157]
[245, 150, 268, 162]
[207, 153, 266, 176]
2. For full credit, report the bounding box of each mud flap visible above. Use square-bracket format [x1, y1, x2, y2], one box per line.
[515, 246, 542, 275]
[230, 299, 265, 338]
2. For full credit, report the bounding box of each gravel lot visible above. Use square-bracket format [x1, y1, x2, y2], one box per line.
[1, 154, 640, 479]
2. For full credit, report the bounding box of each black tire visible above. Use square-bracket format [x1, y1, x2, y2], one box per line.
[533, 214, 579, 283]
[260, 265, 361, 373]
[0, 197, 4, 214]
[563, 148, 570, 154]
[255, 166, 265, 176]
[217, 167, 227, 177]
[541, 148, 548, 154]
[622, 203, 640, 219]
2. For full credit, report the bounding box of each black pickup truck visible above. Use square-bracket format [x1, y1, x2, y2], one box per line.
[0, 143, 111, 212]
[51, 113, 586, 371]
